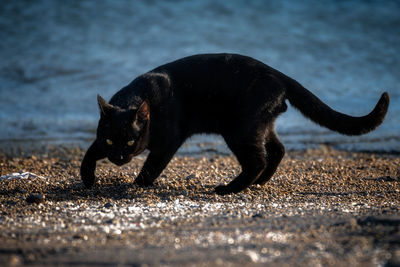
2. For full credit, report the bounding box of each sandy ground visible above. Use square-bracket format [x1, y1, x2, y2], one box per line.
[0, 146, 399, 266]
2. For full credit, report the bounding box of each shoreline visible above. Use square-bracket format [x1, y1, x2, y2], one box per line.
[1, 146, 399, 266]
[0, 137, 399, 159]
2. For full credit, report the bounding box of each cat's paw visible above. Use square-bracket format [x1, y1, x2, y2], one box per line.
[134, 177, 154, 187]
[215, 185, 234, 195]
[81, 172, 95, 189]
[82, 179, 94, 189]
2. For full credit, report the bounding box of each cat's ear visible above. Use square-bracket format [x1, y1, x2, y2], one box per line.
[136, 100, 150, 122]
[97, 94, 114, 117]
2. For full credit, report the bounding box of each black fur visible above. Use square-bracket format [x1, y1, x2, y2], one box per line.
[81, 53, 390, 195]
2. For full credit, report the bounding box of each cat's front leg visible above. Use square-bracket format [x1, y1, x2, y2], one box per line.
[134, 143, 181, 187]
[80, 140, 106, 188]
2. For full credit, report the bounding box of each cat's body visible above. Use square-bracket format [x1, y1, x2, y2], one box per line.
[81, 53, 389, 195]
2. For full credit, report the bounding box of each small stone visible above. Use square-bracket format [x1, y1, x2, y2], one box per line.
[73, 233, 88, 240]
[252, 213, 265, 219]
[105, 218, 115, 224]
[26, 193, 45, 204]
[245, 250, 259, 262]
[185, 174, 196, 180]
[104, 202, 113, 209]
[8, 254, 21, 266]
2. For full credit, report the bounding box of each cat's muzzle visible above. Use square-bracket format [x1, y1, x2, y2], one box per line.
[108, 154, 132, 166]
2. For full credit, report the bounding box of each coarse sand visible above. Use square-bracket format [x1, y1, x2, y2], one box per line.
[0, 146, 399, 266]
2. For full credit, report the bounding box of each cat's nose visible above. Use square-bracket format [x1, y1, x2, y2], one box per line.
[120, 155, 124, 160]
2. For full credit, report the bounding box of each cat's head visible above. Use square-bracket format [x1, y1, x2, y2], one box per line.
[96, 95, 150, 166]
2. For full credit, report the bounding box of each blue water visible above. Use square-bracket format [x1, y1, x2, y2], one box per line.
[0, 0, 399, 153]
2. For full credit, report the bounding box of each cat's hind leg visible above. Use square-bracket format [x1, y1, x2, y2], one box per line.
[253, 127, 285, 185]
[216, 130, 267, 195]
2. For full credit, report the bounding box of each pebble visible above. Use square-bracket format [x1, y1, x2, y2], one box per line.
[104, 202, 113, 209]
[8, 254, 21, 266]
[26, 193, 45, 204]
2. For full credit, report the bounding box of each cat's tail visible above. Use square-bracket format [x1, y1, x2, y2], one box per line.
[284, 77, 390, 135]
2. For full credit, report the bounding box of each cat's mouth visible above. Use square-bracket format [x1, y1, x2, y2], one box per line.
[108, 155, 133, 166]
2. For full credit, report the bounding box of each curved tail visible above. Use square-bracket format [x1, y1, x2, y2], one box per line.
[284, 77, 390, 136]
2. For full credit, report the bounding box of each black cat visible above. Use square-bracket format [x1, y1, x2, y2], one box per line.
[81, 53, 389, 195]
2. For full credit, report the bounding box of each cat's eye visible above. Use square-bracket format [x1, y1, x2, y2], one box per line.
[127, 140, 135, 146]
[106, 139, 113, 145]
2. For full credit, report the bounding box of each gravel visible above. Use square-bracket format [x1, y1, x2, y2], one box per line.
[0, 146, 399, 266]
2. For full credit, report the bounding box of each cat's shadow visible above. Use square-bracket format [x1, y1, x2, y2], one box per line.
[44, 178, 217, 202]
[44, 181, 133, 202]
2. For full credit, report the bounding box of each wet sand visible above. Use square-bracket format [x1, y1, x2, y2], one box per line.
[0, 146, 399, 266]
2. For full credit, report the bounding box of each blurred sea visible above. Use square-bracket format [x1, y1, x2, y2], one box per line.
[0, 0, 399, 154]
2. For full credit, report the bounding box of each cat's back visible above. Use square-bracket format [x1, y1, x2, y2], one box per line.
[156, 53, 269, 80]
[154, 53, 274, 97]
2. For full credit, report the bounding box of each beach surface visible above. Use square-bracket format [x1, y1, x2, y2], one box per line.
[0, 146, 399, 266]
